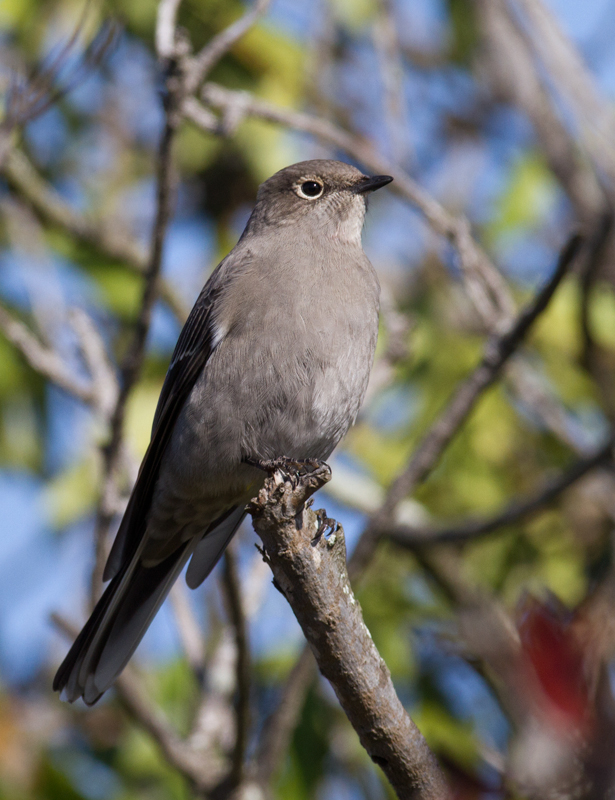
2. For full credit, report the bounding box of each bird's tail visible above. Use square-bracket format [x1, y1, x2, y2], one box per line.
[53, 540, 193, 705]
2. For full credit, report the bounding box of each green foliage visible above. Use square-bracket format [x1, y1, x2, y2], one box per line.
[44, 454, 99, 529]
[447, 0, 479, 64]
[35, 758, 88, 800]
[277, 686, 331, 799]
[486, 152, 559, 243]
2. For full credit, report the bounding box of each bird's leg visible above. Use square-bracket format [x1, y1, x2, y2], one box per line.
[311, 508, 339, 545]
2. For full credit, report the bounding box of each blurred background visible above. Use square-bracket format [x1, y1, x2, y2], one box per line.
[1, 0, 615, 797]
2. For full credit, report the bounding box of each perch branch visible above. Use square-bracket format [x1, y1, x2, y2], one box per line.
[248, 466, 450, 800]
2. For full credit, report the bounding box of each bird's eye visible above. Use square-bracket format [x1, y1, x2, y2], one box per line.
[297, 180, 324, 199]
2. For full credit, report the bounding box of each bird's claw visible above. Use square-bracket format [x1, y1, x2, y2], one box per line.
[244, 456, 330, 488]
[311, 509, 339, 545]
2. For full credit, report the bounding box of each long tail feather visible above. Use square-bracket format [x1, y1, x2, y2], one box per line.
[186, 505, 246, 589]
[54, 541, 193, 705]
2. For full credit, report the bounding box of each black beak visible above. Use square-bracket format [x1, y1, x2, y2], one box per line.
[353, 174, 394, 194]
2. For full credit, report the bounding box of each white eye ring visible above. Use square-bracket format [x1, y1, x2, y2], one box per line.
[296, 179, 324, 200]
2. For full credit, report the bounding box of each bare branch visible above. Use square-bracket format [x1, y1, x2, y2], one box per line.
[91, 62, 183, 601]
[505, 359, 593, 454]
[388, 437, 613, 547]
[2, 149, 188, 320]
[0, 201, 117, 416]
[248, 466, 450, 800]
[68, 308, 119, 419]
[51, 612, 216, 792]
[511, 0, 615, 189]
[363, 281, 414, 406]
[0, 303, 94, 404]
[156, 0, 184, 59]
[413, 548, 526, 725]
[474, 0, 604, 218]
[0, 11, 119, 169]
[373, 0, 412, 166]
[3, 150, 146, 264]
[183, 0, 272, 95]
[188, 626, 236, 760]
[170, 582, 205, 679]
[255, 645, 315, 786]
[112, 114, 177, 418]
[115, 669, 216, 791]
[0, 13, 117, 168]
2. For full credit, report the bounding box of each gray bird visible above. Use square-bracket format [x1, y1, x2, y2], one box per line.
[54, 159, 393, 705]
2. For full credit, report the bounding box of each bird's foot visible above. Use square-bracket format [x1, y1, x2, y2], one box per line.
[244, 456, 330, 488]
[311, 508, 339, 546]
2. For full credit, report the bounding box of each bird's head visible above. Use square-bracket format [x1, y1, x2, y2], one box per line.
[246, 159, 393, 244]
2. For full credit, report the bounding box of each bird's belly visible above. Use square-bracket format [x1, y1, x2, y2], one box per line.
[251, 368, 365, 460]
[153, 311, 377, 523]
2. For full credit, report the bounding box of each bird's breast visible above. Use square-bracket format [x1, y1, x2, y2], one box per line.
[160, 243, 379, 505]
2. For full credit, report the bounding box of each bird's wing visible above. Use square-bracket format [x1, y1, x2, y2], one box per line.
[103, 264, 226, 582]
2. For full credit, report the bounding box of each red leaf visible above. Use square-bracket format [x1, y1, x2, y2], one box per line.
[517, 595, 590, 729]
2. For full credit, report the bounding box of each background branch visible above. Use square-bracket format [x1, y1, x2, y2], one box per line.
[221, 547, 251, 789]
[388, 437, 613, 547]
[350, 233, 582, 576]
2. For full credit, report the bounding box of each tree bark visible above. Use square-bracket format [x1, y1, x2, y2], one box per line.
[248, 465, 450, 800]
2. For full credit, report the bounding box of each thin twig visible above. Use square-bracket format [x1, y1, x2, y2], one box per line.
[474, 0, 604, 218]
[0, 303, 94, 404]
[505, 359, 593, 454]
[115, 670, 218, 791]
[511, 0, 615, 189]
[221, 547, 251, 789]
[90, 66, 182, 602]
[68, 308, 119, 420]
[156, 0, 184, 60]
[0, 12, 119, 169]
[256, 645, 315, 786]
[388, 437, 613, 547]
[580, 214, 613, 380]
[373, 0, 412, 165]
[51, 612, 217, 791]
[183, 0, 271, 96]
[2, 149, 188, 320]
[170, 582, 205, 681]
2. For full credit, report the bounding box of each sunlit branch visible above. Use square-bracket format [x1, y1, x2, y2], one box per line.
[248, 465, 450, 800]
[0, 303, 94, 405]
